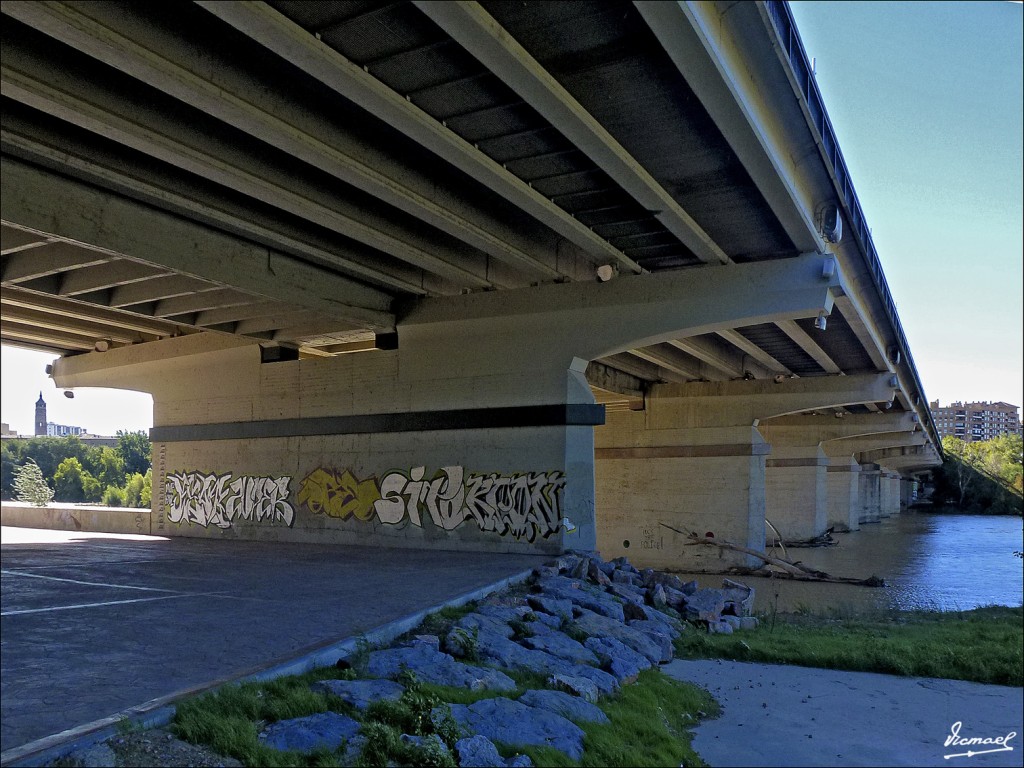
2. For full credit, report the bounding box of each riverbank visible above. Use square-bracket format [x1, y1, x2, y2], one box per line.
[46, 554, 1023, 768]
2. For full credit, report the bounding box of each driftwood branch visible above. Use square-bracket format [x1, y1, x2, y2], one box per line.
[659, 523, 884, 587]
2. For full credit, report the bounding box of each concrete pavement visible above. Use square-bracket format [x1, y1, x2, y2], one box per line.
[0, 526, 547, 764]
[664, 659, 1023, 767]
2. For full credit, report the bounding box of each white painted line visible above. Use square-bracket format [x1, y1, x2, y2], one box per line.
[0, 569, 180, 593]
[1, 591, 231, 617]
[5, 560, 164, 571]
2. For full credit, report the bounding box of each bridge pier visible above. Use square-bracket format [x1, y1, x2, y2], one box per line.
[824, 454, 861, 532]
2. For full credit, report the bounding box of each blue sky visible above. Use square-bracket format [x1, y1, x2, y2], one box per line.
[1, 1, 1022, 435]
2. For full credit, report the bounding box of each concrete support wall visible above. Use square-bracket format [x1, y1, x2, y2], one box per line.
[763, 445, 828, 542]
[825, 456, 860, 532]
[880, 472, 901, 517]
[595, 408, 767, 569]
[858, 464, 882, 523]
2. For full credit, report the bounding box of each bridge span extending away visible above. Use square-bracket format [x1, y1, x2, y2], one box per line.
[1, 1, 941, 568]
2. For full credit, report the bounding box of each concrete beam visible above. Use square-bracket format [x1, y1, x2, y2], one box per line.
[763, 412, 917, 443]
[646, 372, 897, 428]
[2, 0, 562, 283]
[1, 242, 111, 282]
[827, 432, 928, 460]
[197, 0, 641, 274]
[415, 0, 730, 266]
[400, 252, 842, 381]
[1, 158, 395, 330]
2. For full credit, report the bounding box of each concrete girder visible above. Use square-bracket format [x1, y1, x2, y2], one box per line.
[775, 319, 841, 374]
[414, 0, 730, 266]
[1, 0, 563, 283]
[645, 372, 897, 429]
[634, 0, 822, 253]
[715, 328, 793, 376]
[2, 126, 428, 297]
[0, 58, 493, 291]
[1, 158, 396, 331]
[0, 224, 53, 254]
[400, 252, 842, 387]
[0, 289, 184, 338]
[826, 432, 928, 462]
[667, 336, 765, 379]
[0, 303, 143, 345]
[860, 445, 934, 468]
[108, 276, 224, 309]
[56, 262, 173, 297]
[762, 412, 918, 444]
[197, 0, 641, 275]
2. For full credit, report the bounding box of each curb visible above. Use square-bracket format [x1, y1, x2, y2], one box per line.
[1, 566, 539, 768]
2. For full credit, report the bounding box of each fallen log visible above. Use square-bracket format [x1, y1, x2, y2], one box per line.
[659, 523, 885, 587]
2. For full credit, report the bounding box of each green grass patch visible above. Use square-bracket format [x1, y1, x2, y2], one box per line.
[676, 605, 1023, 686]
[499, 669, 717, 768]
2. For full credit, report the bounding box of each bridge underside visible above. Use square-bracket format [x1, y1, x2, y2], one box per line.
[1, 1, 940, 566]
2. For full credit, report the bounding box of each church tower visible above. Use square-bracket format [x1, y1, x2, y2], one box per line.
[35, 392, 47, 436]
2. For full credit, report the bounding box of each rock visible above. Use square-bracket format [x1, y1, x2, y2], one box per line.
[446, 698, 586, 760]
[406, 634, 440, 650]
[553, 554, 583, 573]
[722, 578, 755, 616]
[570, 557, 591, 580]
[572, 609, 663, 664]
[681, 579, 699, 596]
[610, 568, 637, 586]
[365, 643, 516, 691]
[663, 586, 688, 610]
[533, 565, 560, 579]
[455, 735, 504, 767]
[535, 576, 626, 622]
[456, 612, 517, 638]
[610, 556, 640, 574]
[562, 663, 619, 696]
[708, 620, 734, 635]
[472, 628, 566, 675]
[739, 616, 760, 631]
[625, 620, 675, 661]
[548, 673, 600, 702]
[477, 604, 530, 623]
[527, 594, 574, 621]
[521, 631, 599, 666]
[651, 572, 686, 592]
[684, 589, 726, 623]
[721, 615, 742, 631]
[506, 754, 534, 767]
[259, 711, 361, 752]
[588, 559, 612, 586]
[519, 689, 609, 725]
[585, 636, 652, 683]
[639, 568, 656, 587]
[310, 678, 404, 710]
[622, 600, 649, 622]
[648, 583, 668, 609]
[607, 583, 645, 605]
[533, 611, 562, 629]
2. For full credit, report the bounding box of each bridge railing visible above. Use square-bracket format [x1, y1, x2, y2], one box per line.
[763, 0, 941, 454]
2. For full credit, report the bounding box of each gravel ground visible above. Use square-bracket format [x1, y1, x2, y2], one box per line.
[50, 728, 242, 768]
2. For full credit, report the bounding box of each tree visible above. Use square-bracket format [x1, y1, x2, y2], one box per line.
[13, 459, 54, 506]
[117, 430, 152, 477]
[95, 447, 126, 490]
[53, 457, 94, 503]
[124, 472, 146, 508]
[941, 437, 983, 509]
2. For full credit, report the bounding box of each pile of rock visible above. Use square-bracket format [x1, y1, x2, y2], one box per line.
[254, 551, 756, 766]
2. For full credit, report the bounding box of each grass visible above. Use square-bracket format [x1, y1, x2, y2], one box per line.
[675, 605, 1023, 686]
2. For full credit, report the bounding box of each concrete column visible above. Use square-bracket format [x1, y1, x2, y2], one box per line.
[880, 472, 901, 517]
[594, 374, 897, 569]
[859, 464, 882, 523]
[825, 454, 860, 532]
[756, 426, 828, 542]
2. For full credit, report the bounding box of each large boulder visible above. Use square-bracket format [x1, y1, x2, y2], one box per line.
[518, 689, 609, 725]
[526, 594, 574, 621]
[585, 636, 652, 683]
[534, 577, 626, 622]
[310, 678, 404, 710]
[445, 698, 586, 760]
[721, 578, 755, 616]
[684, 589, 726, 623]
[521, 631, 599, 666]
[365, 643, 515, 691]
[625, 620, 675, 661]
[572, 609, 664, 664]
[259, 712, 360, 752]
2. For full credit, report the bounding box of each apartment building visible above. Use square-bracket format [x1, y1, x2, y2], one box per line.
[929, 400, 1023, 442]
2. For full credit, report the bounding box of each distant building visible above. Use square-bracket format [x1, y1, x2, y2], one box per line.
[929, 400, 1023, 443]
[32, 393, 86, 438]
[1, 422, 16, 437]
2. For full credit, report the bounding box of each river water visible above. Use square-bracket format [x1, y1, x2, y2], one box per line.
[681, 511, 1023, 614]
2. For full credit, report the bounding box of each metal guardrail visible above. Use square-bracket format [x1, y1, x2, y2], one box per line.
[763, 0, 940, 455]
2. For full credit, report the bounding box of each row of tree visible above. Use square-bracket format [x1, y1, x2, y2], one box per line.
[1, 432, 152, 507]
[930, 434, 1023, 515]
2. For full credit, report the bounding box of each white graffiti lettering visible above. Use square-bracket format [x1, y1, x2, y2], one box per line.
[371, 466, 564, 541]
[165, 470, 294, 529]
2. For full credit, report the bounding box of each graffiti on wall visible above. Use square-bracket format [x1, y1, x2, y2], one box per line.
[165, 471, 294, 529]
[298, 465, 565, 542]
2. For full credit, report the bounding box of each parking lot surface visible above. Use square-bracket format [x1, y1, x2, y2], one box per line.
[0, 526, 546, 757]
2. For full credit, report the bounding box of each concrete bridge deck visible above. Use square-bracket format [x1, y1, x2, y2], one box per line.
[0, 526, 546, 763]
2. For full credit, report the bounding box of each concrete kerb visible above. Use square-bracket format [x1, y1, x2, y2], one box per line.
[1, 566, 539, 768]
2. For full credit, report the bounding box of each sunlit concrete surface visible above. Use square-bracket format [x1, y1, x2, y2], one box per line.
[0, 526, 547, 755]
[665, 659, 1023, 767]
